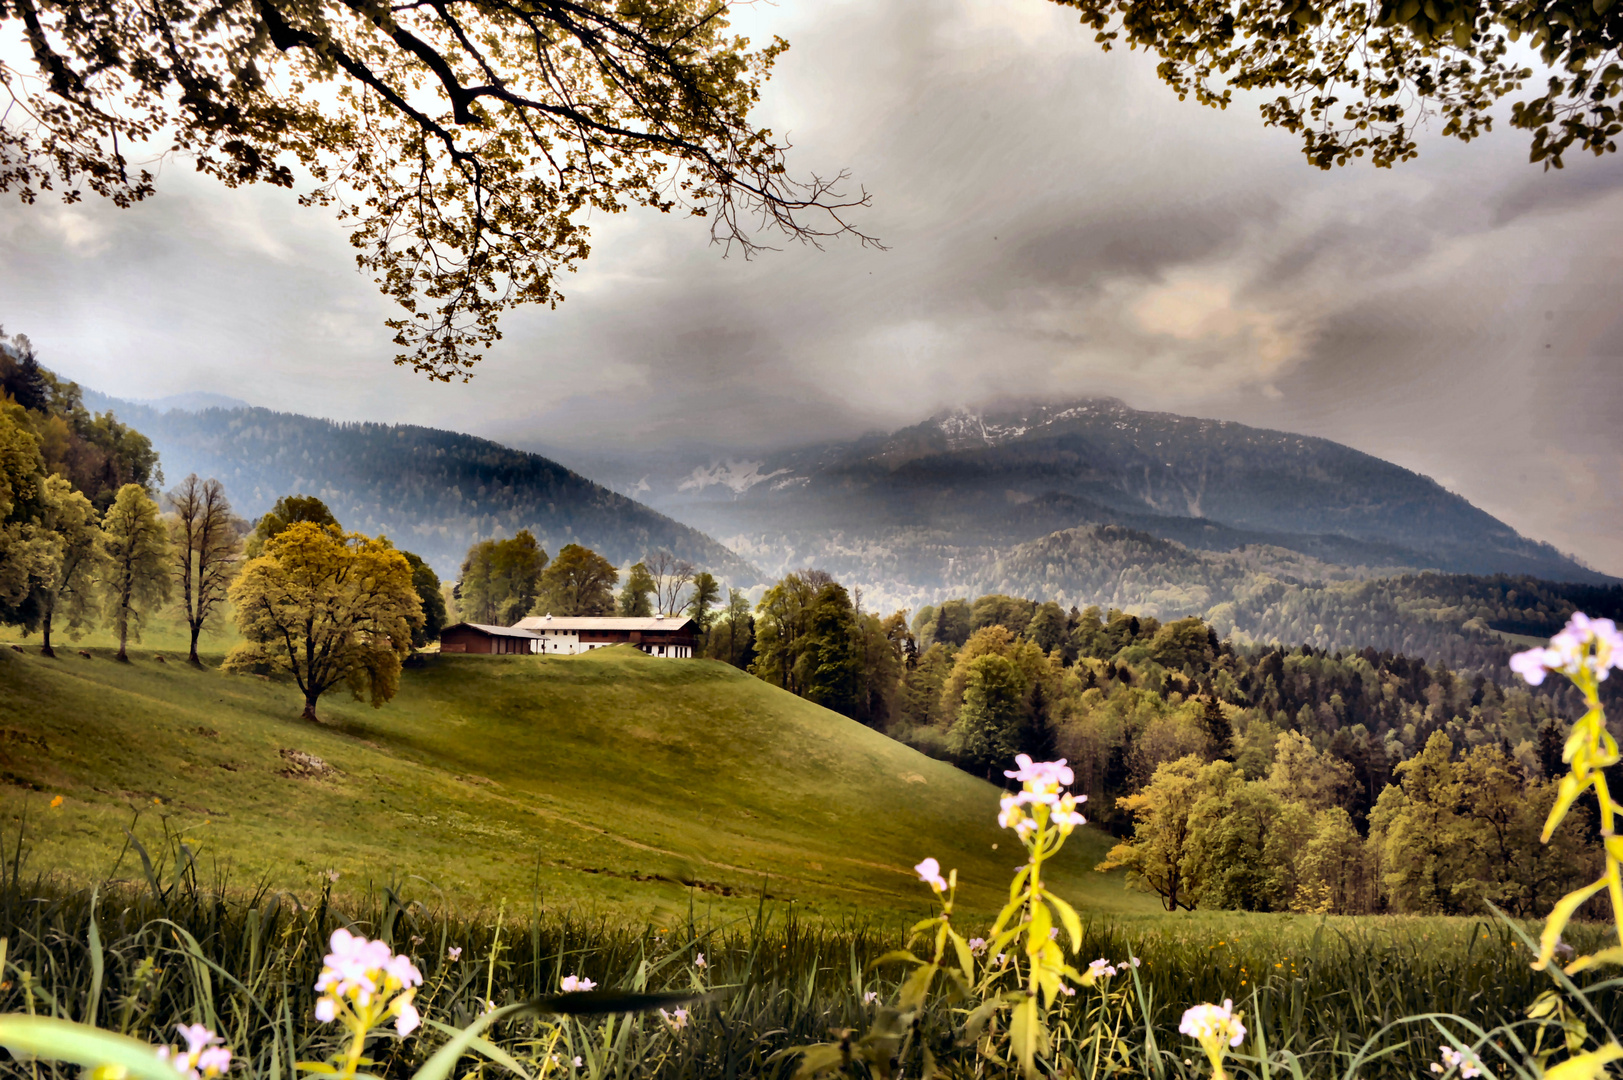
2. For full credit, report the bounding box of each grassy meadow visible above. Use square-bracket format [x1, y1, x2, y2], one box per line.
[7, 624, 1621, 1080]
[0, 635, 1139, 921]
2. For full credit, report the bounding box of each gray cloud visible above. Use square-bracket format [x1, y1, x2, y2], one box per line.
[3, 0, 1622, 572]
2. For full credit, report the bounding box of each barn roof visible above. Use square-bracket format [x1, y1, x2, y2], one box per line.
[445, 622, 541, 639]
[510, 615, 695, 632]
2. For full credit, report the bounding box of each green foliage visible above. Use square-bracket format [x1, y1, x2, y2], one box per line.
[1, 334, 160, 511]
[948, 654, 1026, 776]
[0, 1, 870, 378]
[457, 530, 548, 625]
[802, 584, 861, 717]
[1051, 0, 1623, 170]
[704, 588, 755, 670]
[617, 562, 656, 617]
[244, 494, 339, 558]
[36, 474, 104, 653]
[100, 483, 172, 661]
[685, 572, 721, 632]
[226, 522, 422, 720]
[538, 544, 618, 617]
[404, 552, 448, 649]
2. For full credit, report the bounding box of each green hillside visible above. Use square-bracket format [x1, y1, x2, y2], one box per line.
[0, 644, 1147, 921]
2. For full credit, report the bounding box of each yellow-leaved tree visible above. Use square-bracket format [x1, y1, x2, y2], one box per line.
[226, 522, 423, 722]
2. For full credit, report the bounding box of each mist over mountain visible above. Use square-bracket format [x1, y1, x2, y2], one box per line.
[83, 391, 760, 583]
[538, 397, 1607, 612]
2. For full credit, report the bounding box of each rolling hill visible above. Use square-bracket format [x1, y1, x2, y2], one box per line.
[0, 642, 1139, 919]
[80, 391, 759, 584]
[549, 398, 1607, 611]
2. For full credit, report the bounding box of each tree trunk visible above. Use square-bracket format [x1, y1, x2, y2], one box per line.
[302, 696, 320, 722]
[116, 613, 130, 662]
[40, 611, 55, 658]
[189, 621, 203, 667]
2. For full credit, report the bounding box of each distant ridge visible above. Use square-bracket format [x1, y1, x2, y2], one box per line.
[565, 395, 1610, 610]
[83, 391, 760, 583]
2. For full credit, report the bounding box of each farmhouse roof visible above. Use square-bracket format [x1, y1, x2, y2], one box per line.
[510, 615, 696, 632]
[447, 622, 541, 639]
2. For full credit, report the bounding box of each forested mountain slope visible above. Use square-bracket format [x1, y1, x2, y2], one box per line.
[83, 392, 759, 582]
[977, 524, 1623, 665]
[571, 398, 1605, 609]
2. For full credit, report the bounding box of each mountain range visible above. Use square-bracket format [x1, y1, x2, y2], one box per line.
[80, 387, 1612, 641]
[539, 397, 1607, 611]
[81, 391, 759, 583]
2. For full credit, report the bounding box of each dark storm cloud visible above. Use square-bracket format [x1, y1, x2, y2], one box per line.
[2, 0, 1622, 571]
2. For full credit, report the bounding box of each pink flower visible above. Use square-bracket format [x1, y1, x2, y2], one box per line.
[157, 1024, 231, 1079]
[395, 1000, 421, 1036]
[447, 946, 462, 961]
[1180, 1000, 1245, 1048]
[1087, 958, 1118, 979]
[914, 857, 948, 892]
[1430, 1046, 1482, 1078]
[1004, 755, 1074, 788]
[661, 1006, 690, 1029]
[1511, 613, 1623, 686]
[968, 937, 987, 954]
[694, 953, 707, 969]
[560, 975, 597, 992]
[312, 929, 421, 1029]
[863, 990, 879, 1004]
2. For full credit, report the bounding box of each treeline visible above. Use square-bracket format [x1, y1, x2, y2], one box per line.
[1, 329, 160, 509]
[446, 530, 748, 658]
[977, 524, 1623, 670]
[2, 344, 447, 694]
[81, 390, 759, 582]
[730, 566, 1609, 916]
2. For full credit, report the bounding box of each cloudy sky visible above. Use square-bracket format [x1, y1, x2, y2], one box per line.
[3, 0, 1622, 573]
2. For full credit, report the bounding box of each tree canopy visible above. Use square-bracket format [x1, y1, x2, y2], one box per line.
[1051, 0, 1623, 168]
[2, 0, 875, 378]
[227, 521, 423, 720]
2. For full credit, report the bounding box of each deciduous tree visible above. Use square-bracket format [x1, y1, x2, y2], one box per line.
[457, 530, 547, 624]
[1, 1, 875, 378]
[647, 551, 695, 616]
[1051, 0, 1623, 169]
[100, 483, 171, 662]
[166, 474, 243, 665]
[686, 571, 721, 631]
[948, 653, 1026, 776]
[538, 543, 617, 616]
[36, 475, 102, 657]
[1096, 754, 1209, 911]
[0, 405, 54, 633]
[245, 495, 340, 558]
[226, 522, 422, 721]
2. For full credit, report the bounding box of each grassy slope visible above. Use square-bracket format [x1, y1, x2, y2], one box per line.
[0, 641, 1155, 923]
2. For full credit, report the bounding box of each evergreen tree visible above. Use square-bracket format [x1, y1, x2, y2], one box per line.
[802, 583, 861, 717]
[1199, 695, 1235, 760]
[947, 653, 1025, 777]
[403, 552, 447, 649]
[617, 562, 656, 617]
